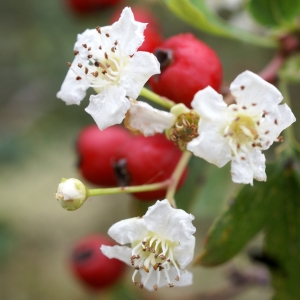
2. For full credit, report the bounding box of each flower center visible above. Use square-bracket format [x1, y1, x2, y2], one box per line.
[167, 112, 199, 150]
[69, 27, 128, 90]
[130, 233, 180, 290]
[228, 114, 258, 145]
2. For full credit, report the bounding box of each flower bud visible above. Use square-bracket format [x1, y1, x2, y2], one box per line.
[56, 178, 88, 211]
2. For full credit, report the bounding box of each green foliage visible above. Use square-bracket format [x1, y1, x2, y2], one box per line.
[191, 163, 235, 217]
[194, 164, 277, 266]
[195, 158, 300, 299]
[279, 54, 300, 84]
[162, 0, 277, 47]
[176, 156, 206, 212]
[247, 0, 300, 28]
[0, 222, 13, 265]
[264, 159, 300, 299]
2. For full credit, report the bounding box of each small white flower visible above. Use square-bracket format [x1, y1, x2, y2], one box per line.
[125, 100, 176, 136]
[57, 7, 160, 130]
[56, 178, 87, 211]
[101, 199, 195, 291]
[187, 70, 296, 185]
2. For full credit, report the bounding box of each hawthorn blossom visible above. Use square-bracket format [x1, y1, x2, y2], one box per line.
[187, 70, 296, 185]
[125, 99, 176, 136]
[56, 178, 87, 211]
[101, 199, 195, 291]
[57, 7, 160, 130]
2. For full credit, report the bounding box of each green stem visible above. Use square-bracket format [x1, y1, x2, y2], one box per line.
[165, 151, 192, 208]
[278, 79, 300, 153]
[140, 87, 175, 109]
[87, 180, 170, 197]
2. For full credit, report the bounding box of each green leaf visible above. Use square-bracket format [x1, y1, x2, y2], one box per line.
[278, 54, 300, 84]
[191, 163, 236, 217]
[163, 0, 277, 48]
[247, 0, 300, 28]
[263, 160, 300, 299]
[176, 156, 206, 212]
[194, 164, 278, 266]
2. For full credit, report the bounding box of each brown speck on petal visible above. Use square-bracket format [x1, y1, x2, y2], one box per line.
[96, 26, 101, 34]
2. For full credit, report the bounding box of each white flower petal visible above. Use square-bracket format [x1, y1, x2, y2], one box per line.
[251, 150, 267, 182]
[172, 236, 195, 269]
[276, 103, 296, 134]
[101, 245, 132, 266]
[144, 200, 196, 244]
[187, 122, 232, 168]
[191, 86, 227, 121]
[56, 57, 89, 105]
[110, 7, 146, 56]
[107, 217, 148, 245]
[231, 150, 266, 185]
[140, 267, 193, 290]
[85, 86, 130, 130]
[128, 101, 176, 136]
[120, 51, 160, 99]
[230, 70, 283, 109]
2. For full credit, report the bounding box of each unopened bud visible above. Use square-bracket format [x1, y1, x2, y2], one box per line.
[55, 178, 88, 211]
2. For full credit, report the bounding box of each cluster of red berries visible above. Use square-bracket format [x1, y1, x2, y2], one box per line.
[77, 125, 187, 201]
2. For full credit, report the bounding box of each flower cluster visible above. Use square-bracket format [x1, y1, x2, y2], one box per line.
[56, 6, 297, 292]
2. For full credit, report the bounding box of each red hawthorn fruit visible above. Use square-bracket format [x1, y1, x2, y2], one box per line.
[149, 33, 223, 108]
[70, 235, 126, 290]
[114, 134, 188, 201]
[76, 125, 131, 186]
[110, 6, 164, 53]
[67, 0, 123, 14]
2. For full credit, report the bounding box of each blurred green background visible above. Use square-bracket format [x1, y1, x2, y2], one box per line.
[1, 0, 298, 299]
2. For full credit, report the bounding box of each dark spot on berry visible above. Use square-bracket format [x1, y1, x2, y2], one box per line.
[113, 158, 131, 186]
[73, 249, 93, 262]
[154, 49, 173, 72]
[240, 85, 245, 90]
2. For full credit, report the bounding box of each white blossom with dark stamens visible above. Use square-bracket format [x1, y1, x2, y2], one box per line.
[101, 200, 195, 291]
[187, 71, 296, 185]
[57, 7, 160, 130]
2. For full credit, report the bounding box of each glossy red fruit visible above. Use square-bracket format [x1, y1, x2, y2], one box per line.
[67, 0, 123, 14]
[149, 33, 223, 108]
[77, 125, 131, 186]
[110, 7, 164, 53]
[70, 235, 126, 290]
[114, 134, 188, 201]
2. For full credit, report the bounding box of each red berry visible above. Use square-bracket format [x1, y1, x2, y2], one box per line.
[114, 134, 188, 201]
[110, 6, 164, 53]
[149, 33, 223, 108]
[67, 0, 123, 14]
[77, 125, 131, 186]
[70, 235, 126, 290]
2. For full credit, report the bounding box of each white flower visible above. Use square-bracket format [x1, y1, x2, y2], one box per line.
[55, 178, 87, 211]
[101, 199, 195, 291]
[125, 100, 176, 136]
[187, 70, 296, 185]
[56, 7, 160, 130]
